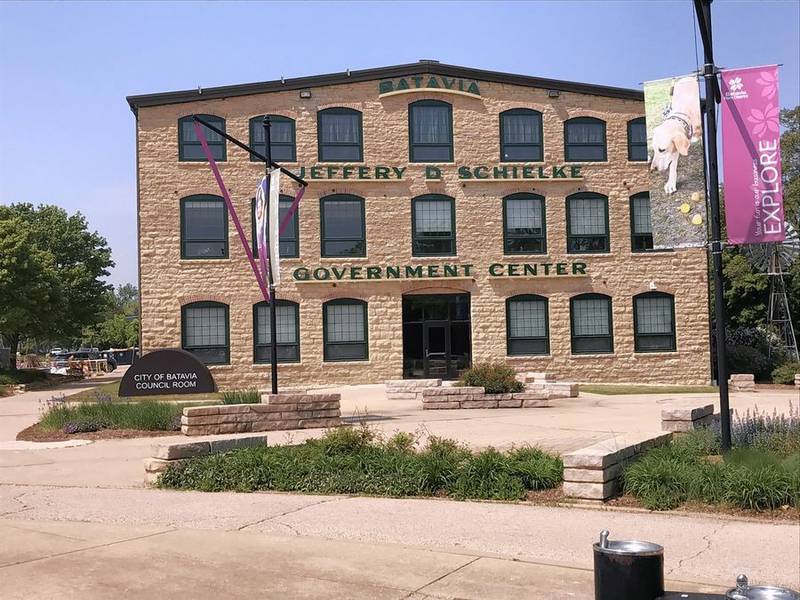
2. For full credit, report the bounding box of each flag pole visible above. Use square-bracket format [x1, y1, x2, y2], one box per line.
[694, 0, 732, 451]
[263, 116, 279, 395]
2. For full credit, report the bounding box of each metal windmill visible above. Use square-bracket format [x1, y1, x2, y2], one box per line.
[745, 221, 800, 361]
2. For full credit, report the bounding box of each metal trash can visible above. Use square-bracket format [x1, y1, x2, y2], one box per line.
[725, 574, 800, 599]
[594, 529, 665, 600]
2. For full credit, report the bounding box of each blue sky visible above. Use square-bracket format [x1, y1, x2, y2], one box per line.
[1, 0, 798, 286]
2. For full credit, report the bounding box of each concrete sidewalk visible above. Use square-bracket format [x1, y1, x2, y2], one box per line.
[1, 484, 797, 591]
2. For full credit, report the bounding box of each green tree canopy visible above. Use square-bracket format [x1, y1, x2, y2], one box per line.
[0, 203, 113, 369]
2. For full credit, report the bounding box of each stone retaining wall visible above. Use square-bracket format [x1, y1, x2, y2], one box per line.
[144, 434, 269, 484]
[181, 393, 341, 435]
[661, 404, 714, 432]
[562, 432, 672, 501]
[421, 386, 549, 409]
[795, 373, 799, 387]
[518, 372, 579, 398]
[729, 373, 755, 392]
[385, 379, 441, 401]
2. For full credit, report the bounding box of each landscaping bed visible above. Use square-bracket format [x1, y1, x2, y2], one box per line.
[580, 384, 718, 395]
[158, 426, 564, 501]
[16, 424, 178, 442]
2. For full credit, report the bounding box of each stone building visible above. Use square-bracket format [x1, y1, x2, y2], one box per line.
[127, 60, 711, 390]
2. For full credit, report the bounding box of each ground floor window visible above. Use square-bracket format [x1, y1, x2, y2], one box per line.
[181, 301, 229, 364]
[506, 295, 549, 355]
[570, 293, 613, 354]
[323, 299, 368, 361]
[253, 300, 300, 363]
[634, 292, 676, 352]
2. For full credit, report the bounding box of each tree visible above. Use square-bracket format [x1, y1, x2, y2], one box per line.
[0, 204, 113, 370]
[83, 284, 139, 349]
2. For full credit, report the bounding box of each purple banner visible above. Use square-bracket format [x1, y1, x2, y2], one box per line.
[721, 65, 785, 245]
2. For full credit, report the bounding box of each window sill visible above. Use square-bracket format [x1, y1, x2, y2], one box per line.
[565, 252, 611, 257]
[322, 360, 371, 365]
[569, 353, 616, 358]
[506, 354, 551, 359]
[502, 254, 549, 259]
[563, 160, 608, 165]
[179, 258, 232, 264]
[252, 362, 303, 368]
[498, 161, 545, 165]
[633, 350, 678, 355]
[629, 250, 675, 256]
[206, 364, 233, 370]
[319, 256, 370, 262]
[411, 255, 458, 260]
[626, 161, 649, 166]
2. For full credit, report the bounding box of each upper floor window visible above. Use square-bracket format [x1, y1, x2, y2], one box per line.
[412, 195, 456, 256]
[634, 292, 676, 352]
[178, 115, 226, 161]
[323, 299, 368, 361]
[627, 117, 648, 161]
[570, 293, 614, 354]
[318, 108, 363, 162]
[500, 109, 543, 162]
[251, 195, 299, 258]
[409, 100, 453, 162]
[320, 195, 366, 257]
[564, 117, 606, 162]
[503, 193, 546, 254]
[507, 295, 550, 355]
[630, 192, 654, 252]
[566, 193, 609, 253]
[182, 301, 229, 364]
[249, 115, 296, 162]
[180, 195, 228, 259]
[253, 300, 300, 363]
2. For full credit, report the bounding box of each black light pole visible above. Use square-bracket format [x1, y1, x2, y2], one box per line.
[694, 0, 732, 451]
[263, 115, 279, 395]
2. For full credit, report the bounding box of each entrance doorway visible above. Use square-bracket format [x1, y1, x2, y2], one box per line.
[402, 293, 471, 379]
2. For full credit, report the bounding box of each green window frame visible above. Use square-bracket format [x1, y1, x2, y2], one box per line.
[411, 195, 456, 256]
[503, 193, 546, 254]
[630, 192, 654, 252]
[248, 115, 296, 162]
[180, 195, 228, 259]
[566, 192, 609, 254]
[320, 194, 366, 257]
[564, 117, 607, 162]
[634, 292, 676, 352]
[181, 301, 230, 365]
[570, 293, 614, 354]
[627, 117, 648, 162]
[506, 294, 550, 355]
[317, 108, 363, 162]
[323, 298, 368, 361]
[408, 99, 454, 163]
[178, 114, 226, 161]
[500, 108, 543, 162]
[251, 195, 299, 258]
[253, 300, 300, 363]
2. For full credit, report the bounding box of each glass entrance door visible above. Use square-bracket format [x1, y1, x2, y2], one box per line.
[402, 294, 471, 379]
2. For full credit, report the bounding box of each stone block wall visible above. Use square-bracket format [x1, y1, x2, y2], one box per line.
[729, 373, 755, 392]
[385, 379, 441, 401]
[795, 373, 800, 387]
[421, 387, 549, 410]
[180, 393, 341, 435]
[661, 404, 714, 432]
[562, 432, 672, 501]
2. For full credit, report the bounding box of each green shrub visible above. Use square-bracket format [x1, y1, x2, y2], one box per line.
[458, 363, 524, 394]
[623, 446, 694, 510]
[39, 399, 183, 432]
[772, 361, 800, 385]
[221, 389, 261, 404]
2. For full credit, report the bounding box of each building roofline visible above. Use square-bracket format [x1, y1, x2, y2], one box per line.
[125, 60, 643, 114]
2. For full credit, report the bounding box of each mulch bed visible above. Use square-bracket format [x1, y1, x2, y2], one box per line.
[16, 423, 178, 442]
[606, 494, 800, 522]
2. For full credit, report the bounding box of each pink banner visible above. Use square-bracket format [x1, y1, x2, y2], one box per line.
[721, 65, 785, 245]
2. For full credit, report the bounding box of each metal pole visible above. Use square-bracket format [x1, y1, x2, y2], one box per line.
[696, 0, 732, 451]
[263, 115, 279, 395]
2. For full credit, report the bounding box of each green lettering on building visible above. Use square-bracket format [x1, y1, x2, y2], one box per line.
[378, 75, 481, 97]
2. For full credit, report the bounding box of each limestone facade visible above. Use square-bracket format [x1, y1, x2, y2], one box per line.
[131, 63, 711, 390]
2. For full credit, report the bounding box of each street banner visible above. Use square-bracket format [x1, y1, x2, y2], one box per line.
[721, 65, 785, 245]
[254, 176, 269, 287]
[268, 168, 281, 284]
[644, 75, 707, 249]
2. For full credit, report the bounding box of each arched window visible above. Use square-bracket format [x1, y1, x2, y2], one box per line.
[503, 193, 546, 254]
[178, 114, 226, 161]
[317, 108, 363, 162]
[630, 192, 653, 252]
[507, 295, 550, 355]
[634, 292, 676, 352]
[566, 192, 609, 253]
[564, 117, 606, 162]
[323, 298, 368, 361]
[627, 117, 648, 162]
[253, 300, 300, 363]
[180, 195, 228, 259]
[182, 301, 229, 364]
[412, 194, 456, 256]
[500, 109, 543, 162]
[249, 115, 296, 162]
[251, 194, 299, 258]
[570, 293, 614, 354]
[409, 100, 453, 162]
[320, 194, 366, 257]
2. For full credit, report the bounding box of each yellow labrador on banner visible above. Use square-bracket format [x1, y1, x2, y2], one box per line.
[650, 76, 702, 194]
